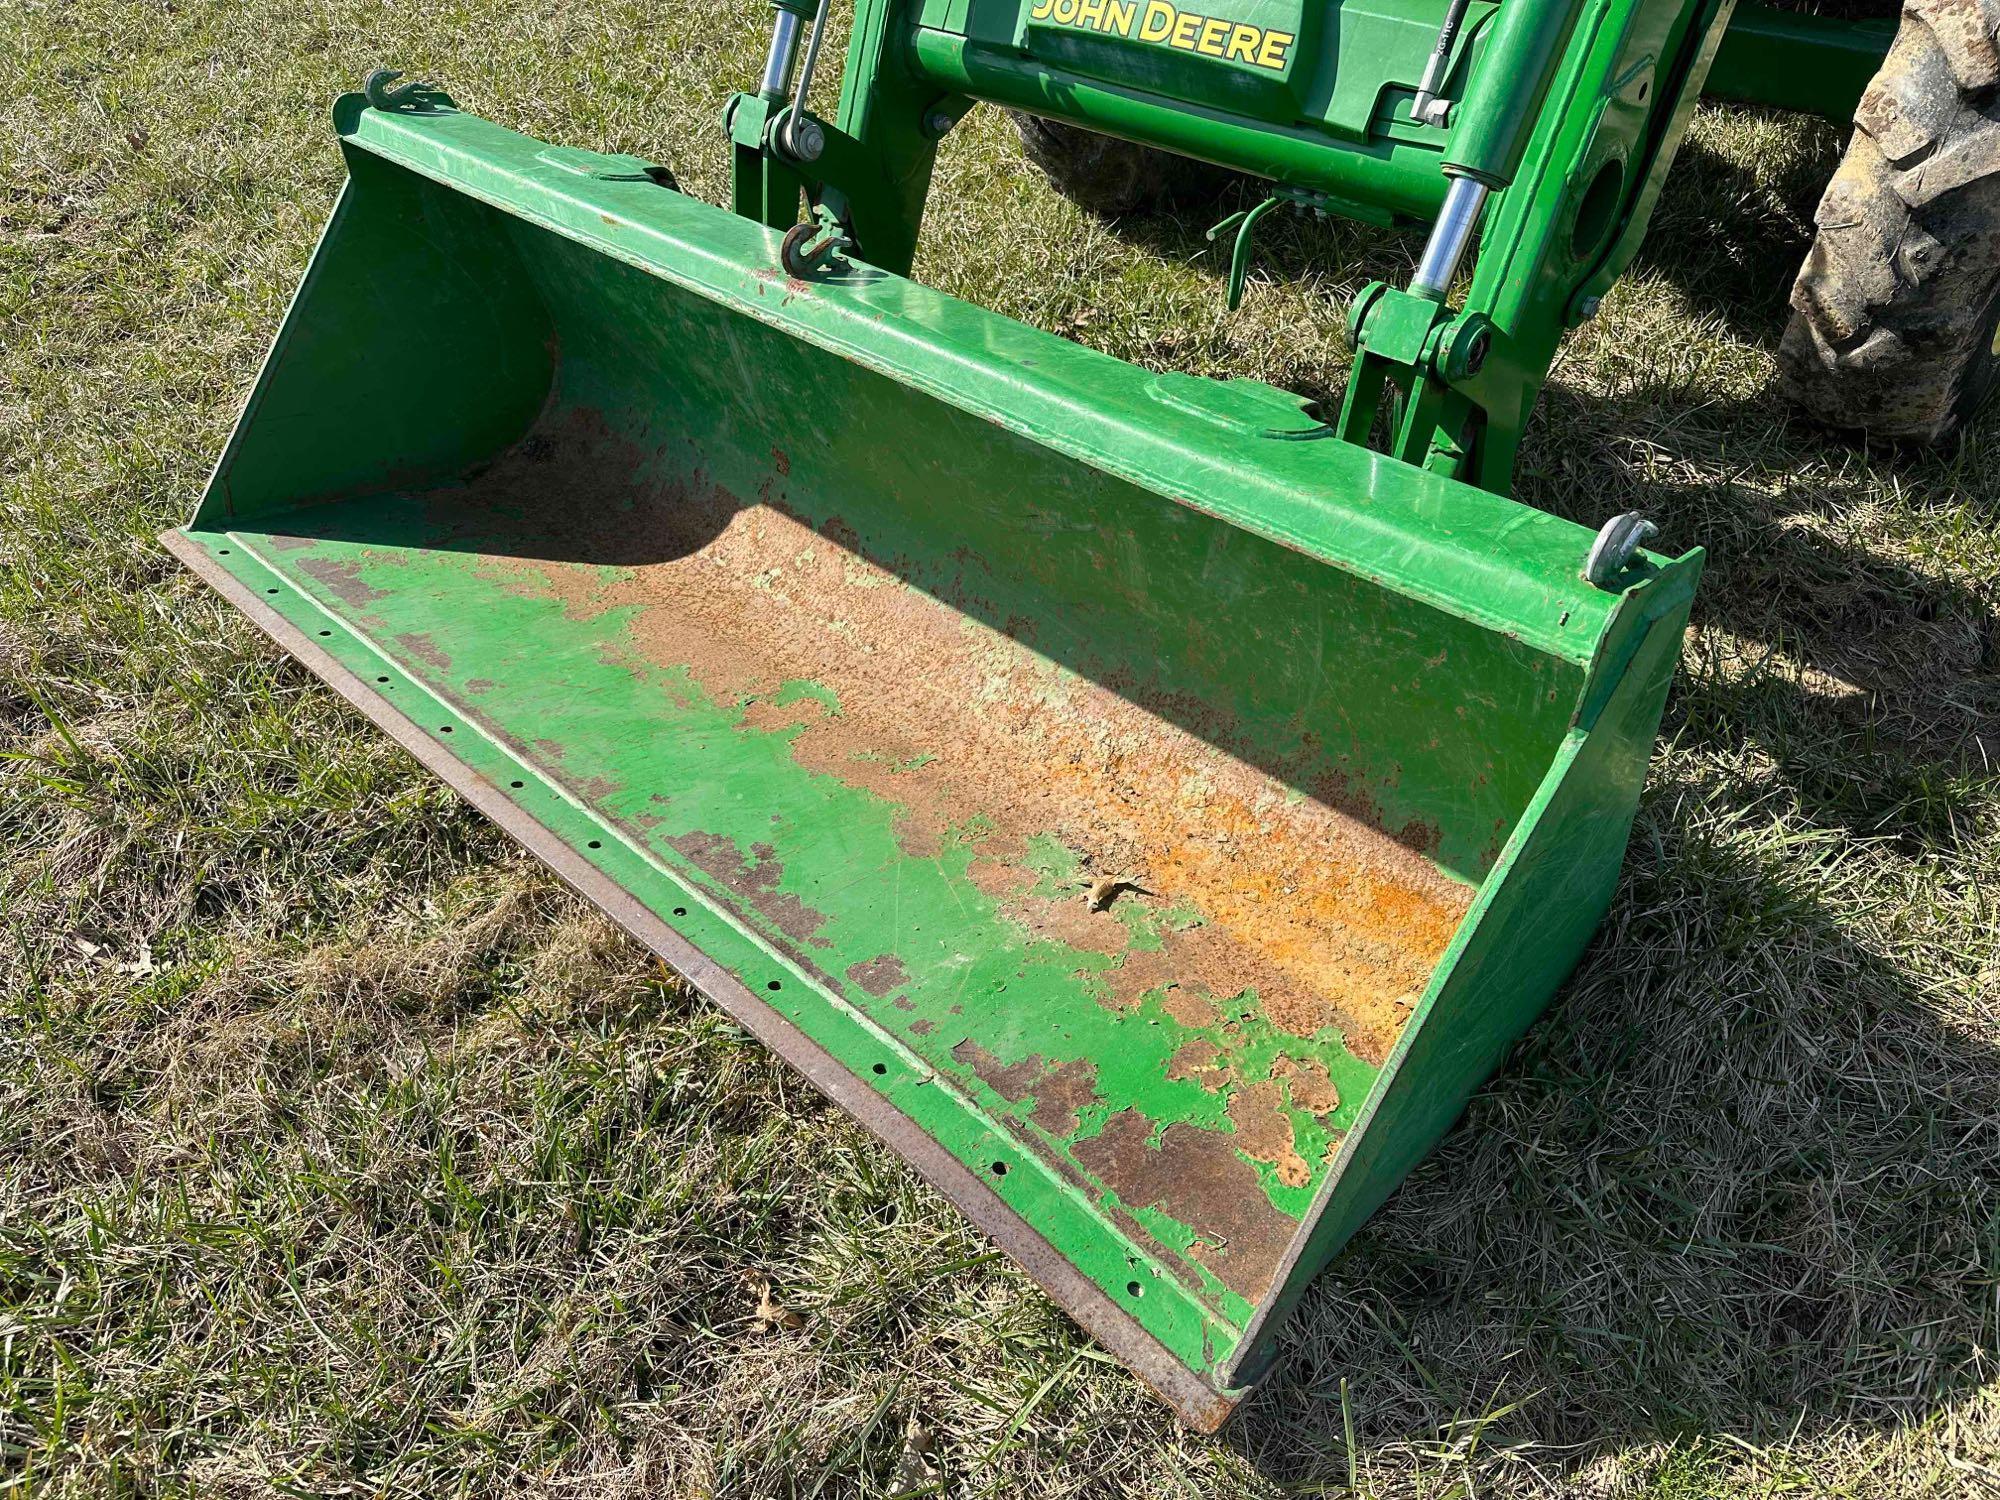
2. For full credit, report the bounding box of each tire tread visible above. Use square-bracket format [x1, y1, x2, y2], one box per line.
[1780, 0, 2000, 441]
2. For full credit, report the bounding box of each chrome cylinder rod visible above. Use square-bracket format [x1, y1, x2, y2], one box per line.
[1410, 174, 1489, 299]
[758, 7, 804, 100]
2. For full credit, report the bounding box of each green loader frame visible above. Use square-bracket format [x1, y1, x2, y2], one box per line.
[737, 0, 1887, 488]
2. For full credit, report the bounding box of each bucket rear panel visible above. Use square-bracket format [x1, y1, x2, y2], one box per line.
[512, 209, 1578, 884]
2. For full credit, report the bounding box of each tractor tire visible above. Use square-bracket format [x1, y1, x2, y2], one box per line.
[1010, 112, 1233, 215]
[1779, 0, 2000, 442]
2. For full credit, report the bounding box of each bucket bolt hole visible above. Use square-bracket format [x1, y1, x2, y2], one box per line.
[871, 1062, 888, 1076]
[990, 1161, 1008, 1177]
[766, 979, 782, 991]
[1126, 1281, 1143, 1297]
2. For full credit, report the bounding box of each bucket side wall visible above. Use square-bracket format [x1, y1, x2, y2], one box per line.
[195, 150, 556, 529]
[1222, 564, 1701, 1386]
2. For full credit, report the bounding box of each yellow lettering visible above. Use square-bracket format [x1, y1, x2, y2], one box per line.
[1044, 0, 1287, 66]
[1256, 27, 1293, 67]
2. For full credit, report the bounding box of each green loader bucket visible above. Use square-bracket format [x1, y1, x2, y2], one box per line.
[171, 97, 1700, 1427]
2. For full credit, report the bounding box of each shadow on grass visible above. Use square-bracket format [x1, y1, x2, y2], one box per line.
[1628, 124, 1844, 345]
[1534, 395, 1998, 839]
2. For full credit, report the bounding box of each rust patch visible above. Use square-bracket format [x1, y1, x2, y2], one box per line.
[846, 953, 909, 997]
[1165, 1040, 1231, 1092]
[1095, 945, 1177, 1011]
[909, 1017, 935, 1036]
[966, 858, 1033, 904]
[1273, 1055, 1340, 1116]
[395, 631, 453, 673]
[465, 677, 497, 695]
[1073, 1109, 1297, 1303]
[296, 557, 389, 606]
[771, 446, 791, 477]
[1159, 976, 1223, 1029]
[1227, 1080, 1309, 1189]
[994, 885, 1132, 958]
[952, 1040, 1101, 1137]
[664, 830, 830, 946]
[459, 411, 1473, 1066]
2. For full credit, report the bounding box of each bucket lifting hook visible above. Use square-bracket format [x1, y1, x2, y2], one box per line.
[780, 203, 855, 276]
[1584, 512, 1658, 585]
[1206, 196, 1283, 312]
[363, 69, 447, 113]
[1209, 186, 1393, 311]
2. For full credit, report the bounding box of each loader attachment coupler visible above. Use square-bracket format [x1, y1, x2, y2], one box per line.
[173, 98, 1699, 1427]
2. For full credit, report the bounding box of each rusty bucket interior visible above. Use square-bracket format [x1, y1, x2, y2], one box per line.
[170, 100, 1700, 1425]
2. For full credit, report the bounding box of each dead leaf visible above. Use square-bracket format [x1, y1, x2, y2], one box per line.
[889, 1414, 940, 1495]
[1084, 874, 1152, 911]
[749, 1277, 805, 1334]
[66, 934, 156, 975]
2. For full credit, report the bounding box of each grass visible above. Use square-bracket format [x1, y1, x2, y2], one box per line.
[3, 0, 1997, 1494]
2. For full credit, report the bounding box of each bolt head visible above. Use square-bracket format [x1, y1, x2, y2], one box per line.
[791, 116, 825, 161]
[925, 108, 955, 135]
